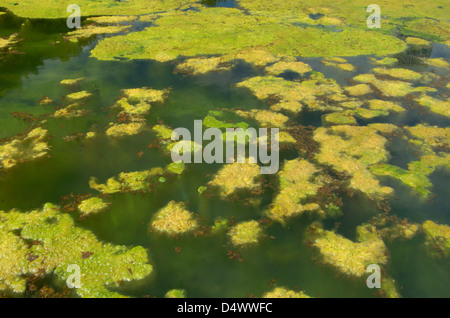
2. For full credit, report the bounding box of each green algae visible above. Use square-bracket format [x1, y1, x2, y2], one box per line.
[228, 220, 262, 247]
[65, 91, 92, 102]
[91, 8, 406, 62]
[313, 124, 398, 199]
[356, 215, 419, 243]
[263, 287, 310, 298]
[265, 61, 312, 76]
[0, 0, 199, 19]
[150, 201, 199, 235]
[176, 57, 232, 75]
[66, 25, 129, 41]
[353, 73, 429, 97]
[370, 57, 398, 66]
[322, 57, 355, 72]
[207, 163, 262, 199]
[421, 58, 450, 69]
[405, 37, 431, 46]
[53, 103, 87, 119]
[78, 197, 109, 216]
[89, 167, 166, 194]
[0, 127, 49, 170]
[306, 223, 388, 278]
[0, 33, 19, 50]
[0, 203, 152, 297]
[106, 121, 147, 137]
[344, 84, 373, 96]
[414, 94, 450, 118]
[86, 16, 137, 25]
[165, 289, 187, 298]
[322, 111, 357, 126]
[59, 78, 84, 86]
[372, 67, 422, 81]
[267, 159, 324, 223]
[422, 220, 450, 259]
[234, 109, 289, 128]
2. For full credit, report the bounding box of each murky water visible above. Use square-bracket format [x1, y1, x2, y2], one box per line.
[0, 5, 449, 298]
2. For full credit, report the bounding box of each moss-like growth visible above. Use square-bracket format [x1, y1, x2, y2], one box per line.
[367, 99, 405, 113]
[314, 124, 397, 198]
[265, 61, 312, 76]
[0, 0, 200, 18]
[150, 201, 199, 235]
[0, 128, 49, 170]
[207, 163, 262, 199]
[353, 74, 427, 97]
[66, 25, 129, 41]
[344, 84, 372, 96]
[176, 57, 231, 75]
[307, 224, 388, 278]
[90, 167, 165, 194]
[234, 109, 289, 128]
[78, 197, 109, 216]
[60, 78, 84, 86]
[53, 103, 87, 119]
[106, 121, 146, 137]
[65, 91, 92, 102]
[267, 159, 324, 223]
[0, 203, 152, 297]
[322, 57, 355, 72]
[405, 37, 431, 46]
[370, 57, 398, 66]
[322, 111, 357, 126]
[414, 94, 450, 118]
[86, 16, 137, 25]
[263, 287, 310, 298]
[422, 220, 450, 259]
[122, 87, 167, 105]
[421, 58, 449, 69]
[0, 33, 19, 49]
[165, 289, 187, 298]
[357, 215, 419, 242]
[228, 220, 262, 247]
[373, 67, 422, 81]
[91, 8, 405, 62]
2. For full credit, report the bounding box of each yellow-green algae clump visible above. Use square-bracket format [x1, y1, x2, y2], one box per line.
[307, 224, 388, 278]
[422, 220, 450, 259]
[267, 159, 324, 223]
[228, 220, 262, 247]
[207, 163, 262, 199]
[313, 124, 397, 199]
[0, 203, 152, 297]
[78, 197, 110, 216]
[91, 8, 406, 62]
[150, 201, 199, 235]
[0, 127, 49, 170]
[263, 287, 310, 298]
[370, 124, 450, 198]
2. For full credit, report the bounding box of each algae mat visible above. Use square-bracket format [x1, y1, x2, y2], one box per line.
[0, 1, 449, 299]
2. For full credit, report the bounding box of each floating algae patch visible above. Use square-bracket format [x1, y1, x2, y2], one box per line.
[372, 67, 422, 81]
[150, 201, 199, 235]
[414, 94, 450, 118]
[65, 91, 92, 102]
[206, 162, 262, 199]
[0, 0, 200, 18]
[106, 121, 147, 137]
[0, 33, 19, 50]
[344, 84, 373, 96]
[227, 220, 262, 247]
[59, 77, 84, 87]
[356, 214, 420, 243]
[53, 103, 88, 119]
[234, 109, 289, 128]
[322, 111, 357, 126]
[420, 57, 450, 70]
[306, 223, 388, 278]
[165, 289, 187, 298]
[422, 220, 450, 259]
[262, 287, 310, 298]
[0, 203, 152, 297]
[370, 124, 450, 198]
[176, 57, 232, 75]
[405, 37, 432, 47]
[313, 124, 398, 199]
[78, 197, 110, 217]
[266, 159, 324, 223]
[0, 127, 49, 170]
[91, 8, 406, 62]
[265, 61, 312, 76]
[86, 16, 138, 25]
[322, 57, 356, 72]
[65, 25, 130, 41]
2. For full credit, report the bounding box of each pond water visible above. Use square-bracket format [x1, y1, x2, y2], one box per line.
[0, 4, 449, 298]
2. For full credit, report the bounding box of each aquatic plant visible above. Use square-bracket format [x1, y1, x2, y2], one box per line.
[0, 203, 152, 297]
[0, 128, 49, 170]
[267, 159, 324, 223]
[414, 94, 450, 118]
[372, 67, 422, 81]
[165, 289, 187, 298]
[263, 287, 310, 298]
[106, 121, 146, 137]
[66, 25, 129, 41]
[234, 109, 289, 128]
[313, 124, 397, 199]
[306, 223, 388, 278]
[265, 61, 312, 76]
[53, 103, 87, 119]
[65, 91, 92, 102]
[228, 220, 262, 247]
[78, 197, 109, 216]
[322, 57, 355, 72]
[150, 201, 199, 235]
[207, 162, 262, 199]
[59, 78, 84, 86]
[176, 57, 232, 75]
[422, 220, 450, 259]
[344, 84, 373, 96]
[405, 37, 431, 46]
[356, 215, 419, 242]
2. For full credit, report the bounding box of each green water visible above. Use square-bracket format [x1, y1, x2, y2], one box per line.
[0, 8, 449, 298]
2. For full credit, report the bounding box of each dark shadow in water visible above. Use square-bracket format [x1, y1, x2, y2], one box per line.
[200, 0, 238, 8]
